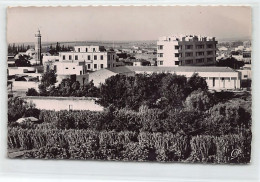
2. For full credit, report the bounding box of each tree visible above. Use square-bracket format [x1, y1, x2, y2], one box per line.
[26, 88, 39, 96]
[8, 97, 39, 124]
[15, 54, 31, 67]
[184, 89, 214, 111]
[186, 73, 208, 95]
[203, 102, 251, 135]
[56, 42, 60, 52]
[216, 57, 244, 69]
[38, 70, 57, 95]
[160, 74, 187, 108]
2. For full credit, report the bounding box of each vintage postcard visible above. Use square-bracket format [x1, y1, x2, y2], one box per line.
[7, 6, 252, 164]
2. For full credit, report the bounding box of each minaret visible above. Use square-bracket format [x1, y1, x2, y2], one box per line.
[35, 29, 42, 65]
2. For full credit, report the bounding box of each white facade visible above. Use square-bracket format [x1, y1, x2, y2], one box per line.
[59, 45, 116, 71]
[157, 36, 180, 66]
[157, 35, 217, 67]
[53, 61, 86, 76]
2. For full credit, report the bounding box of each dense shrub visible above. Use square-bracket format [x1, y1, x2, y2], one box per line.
[184, 89, 215, 111]
[38, 110, 105, 130]
[26, 88, 39, 96]
[203, 102, 251, 135]
[8, 97, 40, 124]
[98, 73, 208, 110]
[8, 128, 251, 163]
[138, 132, 191, 161]
[187, 134, 251, 164]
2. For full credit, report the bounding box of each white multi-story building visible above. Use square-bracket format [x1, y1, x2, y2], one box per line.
[59, 46, 116, 71]
[157, 35, 218, 67]
[44, 45, 117, 76]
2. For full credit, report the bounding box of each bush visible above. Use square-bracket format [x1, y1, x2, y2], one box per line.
[203, 102, 251, 135]
[8, 97, 39, 124]
[184, 89, 215, 111]
[26, 88, 39, 96]
[186, 134, 251, 163]
[98, 73, 209, 110]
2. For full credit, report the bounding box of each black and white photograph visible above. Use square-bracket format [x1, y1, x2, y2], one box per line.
[6, 6, 252, 164]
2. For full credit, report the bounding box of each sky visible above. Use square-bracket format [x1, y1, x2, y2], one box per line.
[7, 6, 252, 43]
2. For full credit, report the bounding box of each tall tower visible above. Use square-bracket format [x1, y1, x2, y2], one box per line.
[35, 29, 42, 65]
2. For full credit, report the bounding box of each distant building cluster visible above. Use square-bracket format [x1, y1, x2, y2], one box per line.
[7, 30, 252, 96]
[217, 40, 252, 64]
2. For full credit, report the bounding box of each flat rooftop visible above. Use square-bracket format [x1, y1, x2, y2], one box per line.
[108, 66, 236, 74]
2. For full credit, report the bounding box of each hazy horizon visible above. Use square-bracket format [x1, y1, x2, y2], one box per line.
[7, 6, 252, 43]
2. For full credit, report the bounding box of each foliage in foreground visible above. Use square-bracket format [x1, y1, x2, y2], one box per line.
[8, 128, 251, 163]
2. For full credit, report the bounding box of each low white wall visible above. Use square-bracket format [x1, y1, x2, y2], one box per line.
[12, 81, 39, 92]
[23, 97, 103, 111]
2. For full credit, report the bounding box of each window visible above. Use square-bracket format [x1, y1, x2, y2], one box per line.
[63, 55, 65, 60]
[207, 58, 213, 62]
[158, 53, 163, 57]
[175, 53, 179, 57]
[46, 65, 50, 72]
[185, 45, 193, 49]
[85, 48, 88, 52]
[185, 60, 193, 64]
[69, 55, 72, 60]
[80, 71, 82, 75]
[175, 61, 179, 65]
[65, 67, 68, 69]
[196, 52, 204, 56]
[88, 64, 91, 69]
[94, 64, 97, 69]
[158, 45, 163, 50]
[78, 48, 80, 52]
[244, 75, 248, 78]
[108, 64, 110, 68]
[213, 77, 215, 87]
[54, 65, 57, 72]
[75, 55, 78, 60]
[196, 45, 204, 49]
[175, 45, 179, 50]
[101, 64, 103, 68]
[207, 51, 213, 55]
[108, 55, 110, 60]
[88, 55, 91, 60]
[93, 48, 96, 52]
[73, 67, 75, 69]
[207, 44, 213, 49]
[160, 61, 163, 65]
[101, 55, 103, 60]
[185, 52, 193, 57]
[196, 58, 204, 63]
[94, 55, 97, 60]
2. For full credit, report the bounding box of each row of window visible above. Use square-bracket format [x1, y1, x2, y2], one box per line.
[76, 47, 97, 52]
[157, 51, 214, 58]
[185, 44, 214, 50]
[65, 64, 104, 70]
[185, 58, 214, 64]
[63, 55, 104, 61]
[157, 44, 214, 50]
[158, 61, 179, 66]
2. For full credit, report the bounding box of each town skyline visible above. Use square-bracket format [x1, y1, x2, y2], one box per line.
[7, 6, 251, 43]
